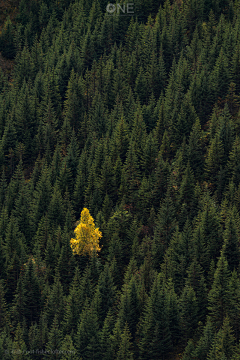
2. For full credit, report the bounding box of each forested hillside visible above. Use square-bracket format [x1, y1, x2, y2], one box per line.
[0, 0, 240, 358]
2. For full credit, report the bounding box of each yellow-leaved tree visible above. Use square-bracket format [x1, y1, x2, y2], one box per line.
[70, 208, 102, 256]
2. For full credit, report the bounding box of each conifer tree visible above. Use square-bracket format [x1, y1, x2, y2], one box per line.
[114, 116, 129, 163]
[4, 215, 27, 303]
[207, 317, 235, 360]
[48, 183, 65, 229]
[110, 319, 123, 360]
[174, 91, 198, 148]
[21, 258, 41, 326]
[159, 130, 171, 161]
[31, 164, 52, 227]
[186, 259, 208, 323]
[178, 162, 197, 225]
[45, 315, 63, 360]
[0, 280, 9, 333]
[222, 207, 240, 272]
[228, 135, 240, 186]
[11, 323, 27, 360]
[188, 117, 205, 181]
[134, 67, 148, 105]
[92, 263, 116, 327]
[62, 70, 85, 142]
[99, 156, 114, 201]
[44, 271, 65, 327]
[116, 323, 134, 360]
[140, 133, 158, 176]
[152, 153, 169, 208]
[119, 142, 141, 206]
[118, 275, 140, 340]
[179, 285, 198, 343]
[62, 266, 82, 336]
[57, 227, 75, 293]
[75, 299, 101, 360]
[208, 253, 231, 330]
[99, 309, 116, 360]
[138, 273, 172, 360]
[166, 279, 181, 347]
[205, 133, 224, 186]
[210, 48, 230, 104]
[193, 318, 215, 359]
[192, 194, 222, 273]
[60, 334, 78, 360]
[161, 228, 186, 294]
[0, 17, 16, 59]
[152, 190, 177, 267]
[227, 270, 240, 341]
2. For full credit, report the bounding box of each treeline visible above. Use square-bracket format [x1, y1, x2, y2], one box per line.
[0, 0, 240, 359]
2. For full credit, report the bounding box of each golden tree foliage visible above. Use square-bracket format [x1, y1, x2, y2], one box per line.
[70, 208, 102, 256]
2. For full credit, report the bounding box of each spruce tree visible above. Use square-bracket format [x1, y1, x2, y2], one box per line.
[152, 189, 177, 267]
[207, 317, 235, 360]
[222, 207, 240, 272]
[92, 263, 116, 327]
[138, 273, 172, 360]
[45, 315, 63, 360]
[179, 285, 198, 343]
[116, 323, 134, 360]
[208, 253, 231, 330]
[75, 299, 101, 360]
[193, 319, 215, 360]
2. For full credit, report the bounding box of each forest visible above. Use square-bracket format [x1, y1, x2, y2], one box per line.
[0, 0, 240, 359]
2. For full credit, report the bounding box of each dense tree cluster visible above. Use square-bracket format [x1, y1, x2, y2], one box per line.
[1, 0, 240, 358]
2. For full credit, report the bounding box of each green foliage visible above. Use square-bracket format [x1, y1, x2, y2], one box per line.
[208, 253, 231, 330]
[0, 17, 16, 59]
[179, 285, 198, 343]
[207, 317, 235, 360]
[75, 299, 101, 360]
[1, 0, 240, 357]
[138, 273, 172, 359]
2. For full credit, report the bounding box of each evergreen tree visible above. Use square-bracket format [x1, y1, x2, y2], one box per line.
[208, 253, 231, 330]
[178, 161, 197, 226]
[0, 17, 16, 59]
[116, 323, 134, 360]
[60, 334, 78, 360]
[205, 133, 224, 186]
[138, 273, 172, 360]
[21, 258, 41, 326]
[193, 319, 215, 360]
[45, 315, 63, 359]
[118, 275, 140, 340]
[207, 317, 235, 360]
[3, 215, 27, 303]
[192, 194, 222, 273]
[186, 259, 208, 323]
[228, 135, 240, 186]
[0, 280, 9, 333]
[222, 207, 240, 272]
[11, 322, 27, 360]
[75, 299, 101, 360]
[31, 164, 52, 227]
[92, 263, 116, 326]
[57, 229, 76, 295]
[44, 271, 65, 327]
[188, 117, 205, 181]
[152, 190, 177, 267]
[179, 285, 198, 343]
[99, 309, 115, 360]
[119, 142, 141, 206]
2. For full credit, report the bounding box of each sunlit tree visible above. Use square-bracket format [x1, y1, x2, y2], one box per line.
[70, 208, 102, 256]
